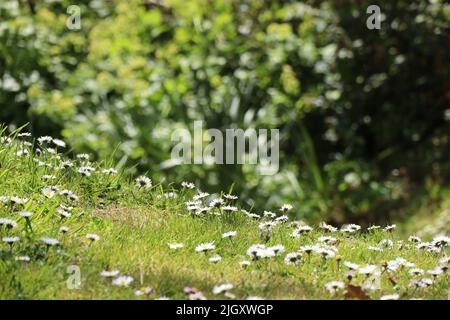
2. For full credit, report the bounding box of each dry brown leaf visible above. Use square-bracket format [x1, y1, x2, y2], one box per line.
[344, 284, 370, 300]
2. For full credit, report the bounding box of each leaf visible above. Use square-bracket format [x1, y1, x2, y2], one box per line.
[344, 284, 370, 300]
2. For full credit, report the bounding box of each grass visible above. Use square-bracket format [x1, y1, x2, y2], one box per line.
[0, 130, 448, 300]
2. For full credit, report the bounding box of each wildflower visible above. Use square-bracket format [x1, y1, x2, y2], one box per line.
[193, 192, 209, 201]
[409, 268, 424, 276]
[167, 242, 184, 250]
[341, 224, 361, 233]
[134, 286, 153, 296]
[212, 283, 233, 295]
[367, 246, 383, 252]
[59, 226, 69, 233]
[343, 261, 360, 270]
[42, 175, 56, 181]
[222, 231, 237, 239]
[325, 281, 345, 294]
[181, 181, 195, 189]
[359, 265, 377, 275]
[100, 270, 120, 277]
[241, 209, 260, 220]
[195, 242, 216, 253]
[37, 136, 53, 145]
[86, 233, 100, 242]
[367, 225, 381, 231]
[284, 252, 302, 265]
[263, 211, 276, 219]
[19, 211, 33, 219]
[275, 215, 289, 223]
[427, 268, 443, 277]
[280, 204, 293, 213]
[299, 245, 316, 255]
[223, 194, 238, 200]
[189, 292, 206, 300]
[56, 207, 71, 219]
[76, 153, 90, 161]
[112, 276, 134, 287]
[318, 236, 337, 244]
[383, 224, 396, 232]
[2, 236, 20, 244]
[209, 255, 222, 264]
[42, 187, 55, 199]
[209, 198, 224, 208]
[408, 236, 421, 243]
[319, 222, 337, 232]
[40, 237, 59, 246]
[379, 239, 394, 248]
[239, 260, 251, 268]
[316, 248, 336, 259]
[0, 218, 18, 229]
[292, 225, 313, 238]
[432, 235, 450, 248]
[267, 245, 284, 256]
[77, 167, 93, 177]
[102, 168, 118, 175]
[220, 205, 238, 212]
[52, 138, 66, 148]
[380, 294, 399, 300]
[15, 255, 30, 262]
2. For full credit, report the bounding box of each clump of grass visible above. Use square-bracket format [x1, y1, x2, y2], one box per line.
[0, 129, 448, 300]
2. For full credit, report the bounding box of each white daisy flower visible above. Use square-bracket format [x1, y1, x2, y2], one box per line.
[195, 242, 216, 253]
[134, 286, 153, 296]
[40, 237, 59, 246]
[181, 181, 195, 189]
[222, 231, 237, 239]
[209, 255, 222, 264]
[112, 276, 134, 287]
[212, 283, 233, 295]
[100, 270, 120, 277]
[167, 242, 184, 250]
[42, 187, 55, 199]
[86, 233, 100, 241]
[325, 281, 345, 293]
[284, 252, 302, 265]
[280, 204, 293, 213]
[380, 294, 399, 300]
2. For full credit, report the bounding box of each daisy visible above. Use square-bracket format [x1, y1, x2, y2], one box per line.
[102, 168, 118, 175]
[195, 242, 216, 253]
[318, 236, 337, 244]
[167, 242, 184, 250]
[56, 207, 71, 219]
[0, 218, 18, 229]
[223, 194, 238, 200]
[193, 192, 209, 201]
[76, 153, 90, 161]
[268, 245, 285, 256]
[19, 211, 33, 219]
[280, 204, 293, 213]
[220, 205, 238, 212]
[343, 261, 360, 270]
[59, 226, 69, 233]
[408, 236, 421, 243]
[284, 252, 302, 265]
[239, 260, 251, 268]
[212, 283, 233, 295]
[409, 268, 424, 276]
[359, 265, 377, 276]
[341, 224, 361, 233]
[292, 226, 313, 238]
[112, 276, 134, 287]
[319, 222, 337, 232]
[52, 138, 66, 148]
[427, 268, 443, 277]
[367, 225, 381, 231]
[275, 215, 289, 223]
[40, 237, 59, 246]
[134, 286, 153, 296]
[100, 270, 120, 277]
[2, 236, 20, 244]
[181, 181, 195, 189]
[263, 211, 276, 219]
[209, 255, 222, 264]
[37, 136, 53, 145]
[42, 187, 55, 199]
[86, 233, 100, 241]
[222, 231, 237, 239]
[380, 294, 400, 300]
[383, 224, 396, 232]
[325, 281, 345, 294]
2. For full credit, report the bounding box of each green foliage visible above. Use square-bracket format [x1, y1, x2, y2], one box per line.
[0, 0, 449, 222]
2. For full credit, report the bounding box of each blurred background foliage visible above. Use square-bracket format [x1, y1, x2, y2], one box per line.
[1, 0, 449, 223]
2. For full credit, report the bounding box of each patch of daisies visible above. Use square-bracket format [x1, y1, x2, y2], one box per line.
[1, 134, 449, 300]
